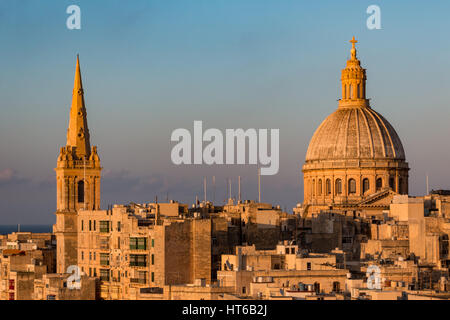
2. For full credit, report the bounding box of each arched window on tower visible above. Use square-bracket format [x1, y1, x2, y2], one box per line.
[376, 178, 382, 191]
[349, 85, 353, 99]
[335, 179, 342, 195]
[326, 179, 331, 195]
[78, 180, 84, 203]
[348, 179, 356, 194]
[363, 178, 370, 194]
[399, 178, 404, 194]
[357, 83, 360, 98]
[318, 179, 322, 196]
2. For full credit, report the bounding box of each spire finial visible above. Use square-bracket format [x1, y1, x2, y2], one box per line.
[349, 36, 358, 60]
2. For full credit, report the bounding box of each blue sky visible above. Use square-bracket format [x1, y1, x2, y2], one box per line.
[1, 0, 450, 224]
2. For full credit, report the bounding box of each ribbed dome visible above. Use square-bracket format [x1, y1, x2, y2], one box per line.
[305, 106, 405, 162]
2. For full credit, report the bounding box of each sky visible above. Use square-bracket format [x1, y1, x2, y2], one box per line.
[1, 0, 450, 224]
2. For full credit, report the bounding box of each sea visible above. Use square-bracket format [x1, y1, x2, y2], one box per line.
[0, 225, 53, 235]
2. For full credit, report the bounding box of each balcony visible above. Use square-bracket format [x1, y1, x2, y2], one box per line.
[130, 278, 146, 284]
[100, 275, 110, 282]
[130, 261, 147, 267]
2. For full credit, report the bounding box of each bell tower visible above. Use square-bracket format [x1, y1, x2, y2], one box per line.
[54, 55, 102, 273]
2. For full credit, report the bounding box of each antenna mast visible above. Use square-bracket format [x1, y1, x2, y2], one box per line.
[203, 177, 207, 203]
[258, 167, 261, 203]
[238, 176, 241, 203]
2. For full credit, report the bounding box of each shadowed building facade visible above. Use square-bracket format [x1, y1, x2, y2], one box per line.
[53, 56, 102, 273]
[302, 38, 409, 214]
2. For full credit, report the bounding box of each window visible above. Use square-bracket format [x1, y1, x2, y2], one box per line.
[335, 179, 342, 195]
[314, 282, 321, 294]
[151, 239, 154, 247]
[93, 220, 96, 231]
[100, 269, 110, 281]
[333, 281, 340, 292]
[389, 177, 395, 190]
[312, 179, 315, 196]
[151, 254, 154, 265]
[348, 179, 356, 194]
[326, 179, 331, 195]
[130, 237, 147, 250]
[117, 221, 121, 232]
[376, 178, 382, 191]
[81, 220, 84, 231]
[89, 220, 92, 231]
[363, 178, 370, 193]
[81, 251, 84, 261]
[130, 254, 147, 267]
[100, 253, 110, 266]
[349, 84, 353, 99]
[99, 221, 110, 233]
[151, 272, 154, 282]
[399, 178, 404, 194]
[77, 180, 84, 203]
[135, 271, 147, 284]
[318, 179, 322, 196]
[307, 262, 311, 270]
[357, 83, 360, 98]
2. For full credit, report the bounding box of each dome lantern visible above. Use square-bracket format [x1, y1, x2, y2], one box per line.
[339, 37, 369, 108]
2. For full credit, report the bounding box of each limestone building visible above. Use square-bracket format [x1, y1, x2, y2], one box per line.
[75, 203, 212, 299]
[53, 56, 102, 273]
[302, 38, 409, 215]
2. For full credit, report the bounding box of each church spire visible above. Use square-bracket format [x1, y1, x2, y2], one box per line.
[66, 55, 91, 158]
[339, 36, 369, 108]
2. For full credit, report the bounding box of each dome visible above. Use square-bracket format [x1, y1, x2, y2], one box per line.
[305, 106, 405, 162]
[302, 37, 409, 210]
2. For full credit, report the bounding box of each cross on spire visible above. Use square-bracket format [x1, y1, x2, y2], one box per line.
[349, 36, 358, 60]
[350, 36, 358, 48]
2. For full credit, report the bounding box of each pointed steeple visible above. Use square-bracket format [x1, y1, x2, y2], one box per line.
[339, 36, 369, 108]
[66, 55, 91, 158]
